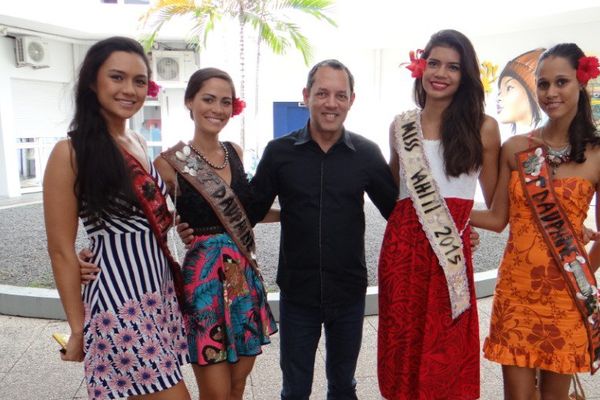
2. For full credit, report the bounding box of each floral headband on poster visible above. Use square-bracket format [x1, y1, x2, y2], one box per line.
[232, 97, 246, 117]
[405, 49, 426, 78]
[577, 56, 600, 85]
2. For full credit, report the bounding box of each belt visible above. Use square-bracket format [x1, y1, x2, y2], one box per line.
[193, 225, 226, 235]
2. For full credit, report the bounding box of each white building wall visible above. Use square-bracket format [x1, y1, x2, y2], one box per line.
[0, 36, 82, 196]
[2, 11, 600, 198]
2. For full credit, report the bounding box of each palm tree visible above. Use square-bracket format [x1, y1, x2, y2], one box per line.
[140, 0, 336, 149]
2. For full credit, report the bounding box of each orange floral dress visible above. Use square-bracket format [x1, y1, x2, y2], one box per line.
[483, 171, 595, 373]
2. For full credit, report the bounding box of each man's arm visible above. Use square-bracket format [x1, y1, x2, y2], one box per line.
[248, 143, 279, 225]
[365, 144, 398, 220]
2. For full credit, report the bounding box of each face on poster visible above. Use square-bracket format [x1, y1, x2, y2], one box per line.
[494, 48, 546, 142]
[491, 48, 600, 142]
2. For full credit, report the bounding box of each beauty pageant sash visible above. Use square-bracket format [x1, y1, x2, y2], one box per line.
[393, 109, 470, 319]
[161, 142, 262, 278]
[517, 146, 600, 373]
[123, 151, 185, 308]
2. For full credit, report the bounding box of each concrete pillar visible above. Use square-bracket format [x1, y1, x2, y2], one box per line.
[0, 43, 21, 198]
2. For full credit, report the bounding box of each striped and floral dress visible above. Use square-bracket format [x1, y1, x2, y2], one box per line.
[81, 162, 188, 399]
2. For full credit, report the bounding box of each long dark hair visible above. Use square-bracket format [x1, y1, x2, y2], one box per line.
[537, 43, 600, 162]
[68, 36, 151, 220]
[184, 67, 236, 119]
[414, 29, 485, 177]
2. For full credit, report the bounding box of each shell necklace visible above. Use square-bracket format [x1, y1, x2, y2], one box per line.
[540, 127, 571, 175]
[188, 141, 229, 170]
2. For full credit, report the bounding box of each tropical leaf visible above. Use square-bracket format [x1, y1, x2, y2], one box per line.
[137, 0, 337, 146]
[139, 0, 221, 50]
[278, 0, 337, 26]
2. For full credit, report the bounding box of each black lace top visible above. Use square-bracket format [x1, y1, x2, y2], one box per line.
[175, 142, 256, 233]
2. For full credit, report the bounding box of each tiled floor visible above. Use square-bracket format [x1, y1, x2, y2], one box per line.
[2, 296, 598, 399]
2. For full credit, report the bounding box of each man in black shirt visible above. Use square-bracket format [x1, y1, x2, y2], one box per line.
[250, 59, 397, 400]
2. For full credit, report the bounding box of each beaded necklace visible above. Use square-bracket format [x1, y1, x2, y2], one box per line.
[188, 141, 229, 170]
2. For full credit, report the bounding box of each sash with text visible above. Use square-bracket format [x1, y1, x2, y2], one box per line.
[393, 110, 470, 320]
[162, 142, 263, 279]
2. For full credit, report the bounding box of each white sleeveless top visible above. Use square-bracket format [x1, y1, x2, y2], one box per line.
[398, 139, 479, 201]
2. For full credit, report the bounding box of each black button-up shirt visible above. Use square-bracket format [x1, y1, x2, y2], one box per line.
[250, 123, 397, 307]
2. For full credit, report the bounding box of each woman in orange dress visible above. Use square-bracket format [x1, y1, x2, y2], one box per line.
[470, 43, 600, 399]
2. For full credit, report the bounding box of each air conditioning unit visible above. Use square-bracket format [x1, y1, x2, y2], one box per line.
[15, 36, 50, 69]
[151, 50, 197, 85]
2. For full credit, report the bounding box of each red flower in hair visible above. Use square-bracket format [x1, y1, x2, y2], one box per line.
[232, 97, 246, 117]
[576, 56, 600, 85]
[406, 49, 426, 78]
[147, 80, 161, 97]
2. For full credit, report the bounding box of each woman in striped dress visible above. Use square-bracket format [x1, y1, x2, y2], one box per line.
[44, 37, 189, 399]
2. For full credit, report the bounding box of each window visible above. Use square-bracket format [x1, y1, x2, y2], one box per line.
[16, 137, 61, 193]
[130, 102, 163, 159]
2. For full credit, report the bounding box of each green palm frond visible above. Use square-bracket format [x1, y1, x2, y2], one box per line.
[255, 21, 289, 54]
[272, 0, 337, 26]
[140, 0, 334, 63]
[137, 0, 336, 146]
[186, 8, 220, 48]
[139, 0, 221, 50]
[286, 27, 312, 65]
[140, 0, 197, 26]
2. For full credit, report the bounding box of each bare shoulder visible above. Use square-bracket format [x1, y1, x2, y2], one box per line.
[48, 139, 75, 166]
[52, 138, 71, 154]
[480, 115, 501, 147]
[44, 139, 76, 187]
[503, 133, 530, 151]
[586, 143, 600, 167]
[482, 114, 499, 131]
[500, 134, 530, 164]
[228, 142, 244, 161]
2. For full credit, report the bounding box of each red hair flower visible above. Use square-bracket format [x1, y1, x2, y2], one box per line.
[406, 49, 426, 78]
[232, 97, 246, 117]
[147, 80, 161, 97]
[576, 56, 600, 85]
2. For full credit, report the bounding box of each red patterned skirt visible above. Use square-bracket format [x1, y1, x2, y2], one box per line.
[378, 197, 480, 400]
